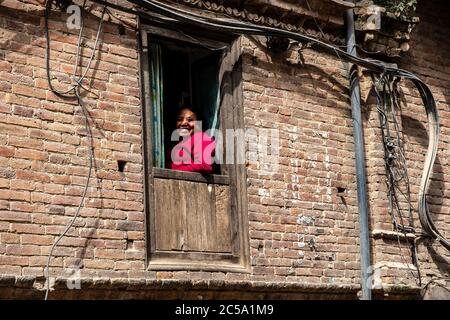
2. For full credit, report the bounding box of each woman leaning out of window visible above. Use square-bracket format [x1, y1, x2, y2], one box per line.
[169, 107, 216, 174]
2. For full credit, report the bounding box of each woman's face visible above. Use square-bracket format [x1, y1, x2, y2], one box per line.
[176, 108, 197, 137]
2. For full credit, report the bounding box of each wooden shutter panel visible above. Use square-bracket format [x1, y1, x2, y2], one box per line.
[154, 178, 232, 253]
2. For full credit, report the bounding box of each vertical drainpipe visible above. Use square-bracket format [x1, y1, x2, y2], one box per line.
[344, 8, 372, 300]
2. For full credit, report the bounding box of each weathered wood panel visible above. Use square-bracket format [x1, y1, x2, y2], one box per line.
[154, 179, 186, 250]
[154, 178, 232, 253]
[214, 185, 232, 252]
[185, 181, 214, 251]
[153, 167, 229, 184]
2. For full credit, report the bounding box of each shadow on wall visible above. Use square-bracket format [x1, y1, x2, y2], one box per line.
[401, 114, 450, 290]
[394, 0, 450, 287]
[245, 35, 350, 113]
[401, 114, 446, 218]
[397, 0, 450, 109]
[360, 78, 450, 294]
[362, 80, 447, 240]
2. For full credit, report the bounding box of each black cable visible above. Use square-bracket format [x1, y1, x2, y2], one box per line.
[44, 90, 93, 300]
[420, 276, 450, 298]
[371, 72, 422, 286]
[43, 0, 105, 299]
[45, 0, 78, 98]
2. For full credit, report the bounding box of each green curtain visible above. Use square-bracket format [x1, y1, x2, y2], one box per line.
[149, 43, 164, 168]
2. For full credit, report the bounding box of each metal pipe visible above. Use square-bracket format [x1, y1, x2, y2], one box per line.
[344, 8, 372, 300]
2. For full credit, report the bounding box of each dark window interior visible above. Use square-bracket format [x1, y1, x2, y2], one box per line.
[150, 38, 221, 170]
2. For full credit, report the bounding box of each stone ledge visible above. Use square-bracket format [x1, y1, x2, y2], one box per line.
[0, 275, 364, 299]
[0, 275, 359, 293]
[372, 229, 416, 241]
[0, 276, 424, 299]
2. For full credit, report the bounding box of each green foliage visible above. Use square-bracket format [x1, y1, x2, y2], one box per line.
[374, 0, 418, 17]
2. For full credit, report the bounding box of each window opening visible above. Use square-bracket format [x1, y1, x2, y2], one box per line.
[148, 37, 222, 172]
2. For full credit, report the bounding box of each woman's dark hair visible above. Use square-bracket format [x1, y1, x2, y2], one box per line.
[176, 105, 202, 121]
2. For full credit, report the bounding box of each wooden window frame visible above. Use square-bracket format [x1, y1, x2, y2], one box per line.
[139, 22, 250, 273]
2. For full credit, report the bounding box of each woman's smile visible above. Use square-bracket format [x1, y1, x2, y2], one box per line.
[176, 108, 197, 137]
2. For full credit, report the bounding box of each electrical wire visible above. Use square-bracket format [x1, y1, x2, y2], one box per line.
[420, 276, 450, 298]
[45, 0, 79, 98]
[44, 90, 93, 300]
[371, 72, 422, 286]
[44, 0, 104, 300]
[173, 27, 228, 50]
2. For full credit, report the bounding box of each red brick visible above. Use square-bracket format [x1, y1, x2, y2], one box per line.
[44, 141, 76, 154]
[97, 229, 125, 240]
[126, 231, 144, 241]
[10, 179, 38, 191]
[21, 234, 54, 245]
[30, 192, 52, 204]
[29, 128, 62, 141]
[13, 106, 35, 119]
[50, 195, 81, 206]
[1, 233, 20, 244]
[95, 249, 125, 259]
[0, 101, 12, 114]
[57, 237, 88, 247]
[6, 244, 41, 256]
[5, 93, 41, 110]
[0, 255, 29, 266]
[50, 175, 71, 185]
[0, 146, 15, 157]
[15, 148, 47, 161]
[127, 212, 144, 221]
[84, 259, 115, 269]
[8, 136, 43, 149]
[103, 120, 124, 132]
[0, 123, 27, 136]
[16, 170, 50, 183]
[0, 178, 9, 188]
[0, 189, 30, 201]
[10, 202, 41, 213]
[44, 184, 65, 195]
[109, 45, 137, 59]
[29, 256, 63, 267]
[0, 61, 12, 72]
[115, 200, 143, 212]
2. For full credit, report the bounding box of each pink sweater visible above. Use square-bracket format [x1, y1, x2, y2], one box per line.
[169, 132, 215, 173]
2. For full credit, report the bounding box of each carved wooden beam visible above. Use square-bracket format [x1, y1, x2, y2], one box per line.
[244, 0, 351, 26]
[174, 0, 348, 44]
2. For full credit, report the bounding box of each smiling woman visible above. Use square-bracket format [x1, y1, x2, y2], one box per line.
[169, 107, 216, 173]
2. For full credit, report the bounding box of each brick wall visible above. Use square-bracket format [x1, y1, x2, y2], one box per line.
[241, 37, 361, 285]
[0, 0, 449, 299]
[0, 0, 149, 286]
